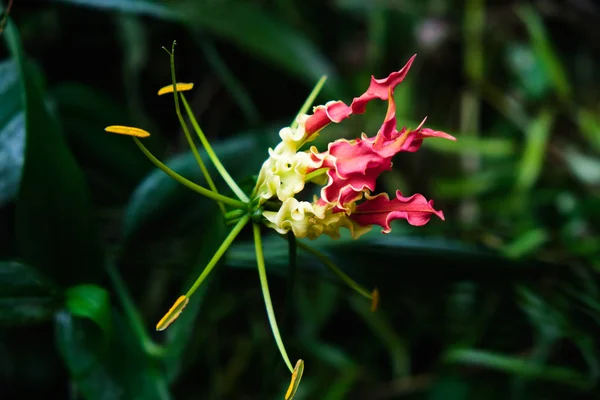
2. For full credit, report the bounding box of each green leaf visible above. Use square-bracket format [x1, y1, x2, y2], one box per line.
[57, 0, 177, 19]
[193, 36, 260, 124]
[303, 340, 355, 370]
[0, 261, 60, 325]
[4, 20, 103, 285]
[464, 0, 484, 83]
[425, 135, 515, 158]
[502, 228, 550, 259]
[516, 5, 571, 100]
[349, 296, 409, 378]
[516, 109, 554, 190]
[51, 83, 154, 199]
[563, 147, 600, 186]
[576, 109, 600, 152]
[296, 279, 340, 338]
[0, 59, 24, 206]
[444, 348, 588, 388]
[55, 310, 171, 400]
[506, 42, 551, 101]
[227, 230, 551, 288]
[58, 0, 340, 95]
[181, 1, 338, 91]
[428, 376, 469, 400]
[434, 167, 510, 199]
[66, 284, 112, 336]
[115, 13, 158, 133]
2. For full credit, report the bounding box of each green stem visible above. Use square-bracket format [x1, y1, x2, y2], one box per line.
[291, 75, 327, 130]
[284, 231, 297, 331]
[296, 241, 373, 301]
[180, 93, 249, 202]
[253, 223, 294, 373]
[106, 261, 164, 358]
[185, 215, 250, 298]
[133, 137, 246, 209]
[165, 42, 226, 214]
[305, 167, 328, 182]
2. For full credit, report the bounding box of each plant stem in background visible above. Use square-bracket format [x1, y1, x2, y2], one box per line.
[106, 262, 164, 358]
[461, 0, 485, 225]
[296, 240, 373, 302]
[291, 75, 327, 130]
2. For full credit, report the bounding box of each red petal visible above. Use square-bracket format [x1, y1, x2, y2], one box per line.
[316, 138, 392, 204]
[304, 101, 352, 136]
[302, 55, 417, 137]
[350, 55, 417, 114]
[350, 190, 445, 232]
[399, 126, 457, 153]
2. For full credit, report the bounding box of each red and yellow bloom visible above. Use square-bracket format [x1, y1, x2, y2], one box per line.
[105, 48, 456, 398]
[254, 55, 455, 239]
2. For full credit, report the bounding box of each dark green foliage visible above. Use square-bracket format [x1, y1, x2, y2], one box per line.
[1, 0, 599, 399]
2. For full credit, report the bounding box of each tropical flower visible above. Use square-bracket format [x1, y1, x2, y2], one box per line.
[105, 43, 456, 399]
[253, 55, 455, 240]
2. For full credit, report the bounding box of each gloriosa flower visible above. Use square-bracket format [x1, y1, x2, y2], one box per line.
[253, 55, 455, 240]
[105, 44, 456, 400]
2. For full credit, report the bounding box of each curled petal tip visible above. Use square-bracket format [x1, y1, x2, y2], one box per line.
[105, 125, 151, 138]
[351, 191, 445, 232]
[157, 82, 194, 96]
[420, 127, 457, 141]
[156, 295, 189, 331]
[438, 210, 446, 221]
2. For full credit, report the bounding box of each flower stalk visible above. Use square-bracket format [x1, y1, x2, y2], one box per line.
[254, 223, 294, 373]
[295, 240, 374, 302]
[129, 135, 246, 209]
[162, 45, 225, 214]
[105, 43, 455, 398]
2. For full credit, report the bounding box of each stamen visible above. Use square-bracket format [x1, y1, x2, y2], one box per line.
[156, 215, 250, 331]
[156, 295, 189, 331]
[157, 82, 194, 96]
[295, 240, 374, 303]
[105, 125, 151, 138]
[284, 359, 305, 400]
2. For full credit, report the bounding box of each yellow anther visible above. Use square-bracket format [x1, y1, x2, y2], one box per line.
[157, 82, 194, 96]
[285, 359, 304, 400]
[105, 125, 151, 138]
[156, 295, 189, 331]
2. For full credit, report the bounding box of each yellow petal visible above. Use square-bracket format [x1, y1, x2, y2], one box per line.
[156, 295, 189, 331]
[157, 82, 194, 96]
[370, 288, 380, 312]
[285, 359, 304, 400]
[105, 125, 151, 138]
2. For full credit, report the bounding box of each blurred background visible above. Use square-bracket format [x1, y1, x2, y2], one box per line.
[1, 0, 600, 399]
